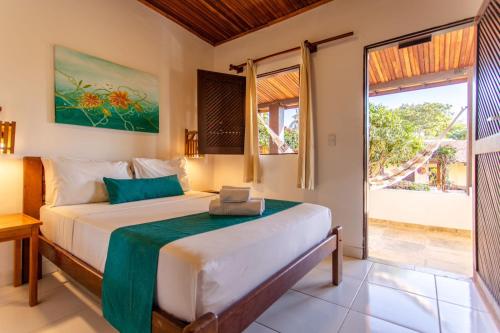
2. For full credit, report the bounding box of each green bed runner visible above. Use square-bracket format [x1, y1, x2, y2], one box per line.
[102, 199, 301, 333]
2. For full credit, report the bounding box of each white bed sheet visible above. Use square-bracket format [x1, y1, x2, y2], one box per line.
[40, 191, 332, 322]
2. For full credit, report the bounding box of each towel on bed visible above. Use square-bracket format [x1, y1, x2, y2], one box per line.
[209, 198, 265, 216]
[219, 186, 251, 203]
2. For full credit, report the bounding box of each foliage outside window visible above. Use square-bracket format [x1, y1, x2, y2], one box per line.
[257, 68, 300, 155]
[258, 112, 271, 154]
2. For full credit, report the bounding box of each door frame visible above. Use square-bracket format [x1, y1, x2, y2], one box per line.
[362, 18, 475, 259]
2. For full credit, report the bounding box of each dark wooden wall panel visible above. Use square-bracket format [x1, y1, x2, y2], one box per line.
[476, 0, 500, 139]
[476, 151, 500, 304]
[197, 70, 245, 154]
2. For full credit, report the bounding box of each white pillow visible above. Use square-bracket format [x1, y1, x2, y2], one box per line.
[42, 157, 132, 207]
[132, 157, 190, 191]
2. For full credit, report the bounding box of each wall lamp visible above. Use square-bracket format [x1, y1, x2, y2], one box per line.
[0, 121, 16, 155]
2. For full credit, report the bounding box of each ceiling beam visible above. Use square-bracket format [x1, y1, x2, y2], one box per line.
[369, 77, 468, 97]
[369, 68, 471, 96]
[258, 98, 299, 110]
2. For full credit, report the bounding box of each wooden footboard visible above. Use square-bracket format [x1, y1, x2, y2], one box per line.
[36, 226, 342, 333]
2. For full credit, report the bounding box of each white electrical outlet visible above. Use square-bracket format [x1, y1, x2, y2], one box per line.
[328, 134, 336, 146]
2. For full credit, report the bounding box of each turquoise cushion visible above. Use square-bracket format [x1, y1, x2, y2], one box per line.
[103, 175, 184, 204]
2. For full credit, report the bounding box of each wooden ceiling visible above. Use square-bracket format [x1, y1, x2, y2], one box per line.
[257, 69, 299, 107]
[139, 0, 333, 45]
[369, 26, 476, 93]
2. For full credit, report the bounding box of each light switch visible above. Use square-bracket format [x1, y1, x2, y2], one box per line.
[328, 133, 336, 146]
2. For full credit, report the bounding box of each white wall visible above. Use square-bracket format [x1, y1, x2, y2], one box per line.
[369, 189, 473, 230]
[209, 0, 481, 257]
[0, 0, 213, 286]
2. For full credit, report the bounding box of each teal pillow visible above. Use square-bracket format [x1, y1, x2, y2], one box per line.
[103, 175, 184, 204]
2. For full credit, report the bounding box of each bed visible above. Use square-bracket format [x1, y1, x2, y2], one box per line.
[22, 156, 342, 333]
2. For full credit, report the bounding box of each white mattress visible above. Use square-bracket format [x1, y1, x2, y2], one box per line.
[40, 191, 332, 321]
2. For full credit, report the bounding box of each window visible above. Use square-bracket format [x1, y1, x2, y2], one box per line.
[257, 66, 300, 154]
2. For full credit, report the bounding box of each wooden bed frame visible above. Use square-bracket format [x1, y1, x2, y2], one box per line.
[21, 156, 343, 333]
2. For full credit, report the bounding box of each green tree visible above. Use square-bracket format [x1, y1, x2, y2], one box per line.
[284, 127, 299, 152]
[447, 123, 467, 140]
[395, 103, 453, 138]
[258, 112, 270, 153]
[369, 103, 424, 176]
[433, 145, 457, 191]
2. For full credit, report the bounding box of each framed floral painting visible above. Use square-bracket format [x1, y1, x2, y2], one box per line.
[54, 46, 159, 133]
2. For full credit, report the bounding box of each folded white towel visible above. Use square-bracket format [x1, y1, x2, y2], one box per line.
[219, 186, 251, 203]
[209, 198, 265, 216]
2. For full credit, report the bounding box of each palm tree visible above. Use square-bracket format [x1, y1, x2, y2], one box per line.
[433, 145, 457, 192]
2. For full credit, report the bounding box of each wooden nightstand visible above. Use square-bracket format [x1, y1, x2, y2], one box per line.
[0, 214, 42, 306]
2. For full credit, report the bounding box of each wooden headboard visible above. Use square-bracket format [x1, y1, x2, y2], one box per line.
[23, 157, 45, 219]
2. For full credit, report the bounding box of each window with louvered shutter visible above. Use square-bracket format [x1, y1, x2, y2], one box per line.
[197, 70, 245, 154]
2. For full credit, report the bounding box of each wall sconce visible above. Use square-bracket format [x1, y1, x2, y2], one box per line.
[185, 129, 202, 158]
[0, 121, 16, 154]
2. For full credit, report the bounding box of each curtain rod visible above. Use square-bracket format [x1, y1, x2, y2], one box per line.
[229, 31, 354, 73]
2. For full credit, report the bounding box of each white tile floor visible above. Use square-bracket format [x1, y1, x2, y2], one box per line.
[0, 257, 498, 333]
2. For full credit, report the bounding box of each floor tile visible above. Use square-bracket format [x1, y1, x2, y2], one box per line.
[243, 322, 277, 333]
[0, 285, 86, 333]
[435, 276, 489, 311]
[367, 263, 436, 298]
[318, 256, 373, 280]
[414, 265, 467, 280]
[339, 310, 418, 333]
[257, 290, 348, 333]
[344, 256, 373, 280]
[292, 268, 363, 307]
[36, 307, 117, 333]
[439, 301, 499, 333]
[352, 283, 440, 333]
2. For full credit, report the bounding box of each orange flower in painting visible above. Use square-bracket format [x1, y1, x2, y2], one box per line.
[109, 91, 130, 109]
[79, 93, 102, 108]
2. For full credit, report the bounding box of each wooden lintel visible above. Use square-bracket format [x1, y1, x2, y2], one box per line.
[369, 68, 471, 96]
[258, 97, 299, 110]
[370, 77, 468, 97]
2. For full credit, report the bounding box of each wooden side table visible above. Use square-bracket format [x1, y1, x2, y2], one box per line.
[203, 190, 220, 194]
[0, 214, 42, 306]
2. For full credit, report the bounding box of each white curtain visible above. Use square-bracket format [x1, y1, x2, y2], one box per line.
[243, 59, 261, 183]
[297, 41, 315, 190]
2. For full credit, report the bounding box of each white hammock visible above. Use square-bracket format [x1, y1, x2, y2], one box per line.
[257, 113, 294, 154]
[369, 106, 467, 190]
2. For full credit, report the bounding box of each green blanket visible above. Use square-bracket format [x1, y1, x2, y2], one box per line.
[102, 199, 300, 333]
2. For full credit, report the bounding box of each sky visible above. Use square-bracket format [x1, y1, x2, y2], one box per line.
[370, 83, 468, 123]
